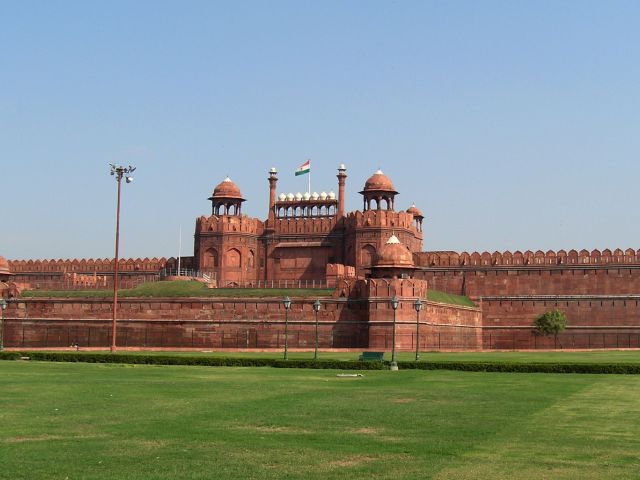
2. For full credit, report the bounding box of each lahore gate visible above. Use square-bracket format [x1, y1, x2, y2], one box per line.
[3, 165, 640, 350]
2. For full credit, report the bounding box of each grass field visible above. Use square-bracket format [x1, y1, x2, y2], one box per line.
[2, 361, 640, 479]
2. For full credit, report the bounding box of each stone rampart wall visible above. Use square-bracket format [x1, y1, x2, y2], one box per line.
[481, 296, 640, 349]
[416, 266, 640, 297]
[417, 248, 639, 267]
[1, 296, 482, 350]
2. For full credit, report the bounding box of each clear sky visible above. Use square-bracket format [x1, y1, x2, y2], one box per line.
[2, 1, 639, 260]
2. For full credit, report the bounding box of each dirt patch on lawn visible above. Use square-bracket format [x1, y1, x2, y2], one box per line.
[328, 455, 379, 468]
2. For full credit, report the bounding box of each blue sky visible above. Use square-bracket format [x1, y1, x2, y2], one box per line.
[2, 1, 639, 259]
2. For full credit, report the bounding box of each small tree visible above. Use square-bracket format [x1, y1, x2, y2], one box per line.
[533, 309, 567, 347]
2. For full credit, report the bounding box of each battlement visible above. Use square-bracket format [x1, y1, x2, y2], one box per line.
[345, 209, 419, 230]
[8, 257, 171, 273]
[417, 248, 640, 267]
[272, 215, 338, 235]
[196, 215, 263, 235]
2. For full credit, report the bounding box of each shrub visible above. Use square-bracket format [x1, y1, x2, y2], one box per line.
[533, 309, 567, 344]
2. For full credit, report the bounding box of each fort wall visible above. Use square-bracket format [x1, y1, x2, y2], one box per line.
[1, 293, 482, 351]
[416, 248, 640, 268]
[481, 296, 640, 349]
[3, 297, 369, 349]
[416, 265, 640, 297]
[415, 250, 640, 347]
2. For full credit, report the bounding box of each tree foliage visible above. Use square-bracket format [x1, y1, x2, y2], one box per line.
[533, 310, 567, 339]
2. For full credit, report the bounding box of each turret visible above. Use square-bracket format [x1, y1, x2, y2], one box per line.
[268, 167, 278, 224]
[359, 169, 398, 211]
[208, 177, 245, 216]
[337, 164, 347, 219]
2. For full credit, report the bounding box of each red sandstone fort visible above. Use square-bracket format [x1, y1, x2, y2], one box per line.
[2, 166, 640, 350]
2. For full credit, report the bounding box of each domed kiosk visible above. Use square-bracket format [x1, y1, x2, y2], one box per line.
[208, 177, 245, 216]
[370, 235, 416, 278]
[359, 169, 398, 211]
[406, 203, 424, 232]
[0, 256, 12, 281]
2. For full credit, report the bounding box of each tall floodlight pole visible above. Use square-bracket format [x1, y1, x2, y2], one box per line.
[282, 296, 291, 360]
[109, 164, 136, 353]
[414, 299, 423, 362]
[390, 296, 399, 370]
[0, 298, 7, 351]
[313, 299, 321, 360]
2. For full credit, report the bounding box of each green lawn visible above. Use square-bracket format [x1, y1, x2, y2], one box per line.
[2, 362, 640, 479]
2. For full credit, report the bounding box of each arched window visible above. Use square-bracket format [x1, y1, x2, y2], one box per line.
[226, 248, 241, 268]
[204, 248, 218, 268]
[361, 244, 376, 267]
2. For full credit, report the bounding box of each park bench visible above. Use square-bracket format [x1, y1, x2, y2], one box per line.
[358, 351, 385, 362]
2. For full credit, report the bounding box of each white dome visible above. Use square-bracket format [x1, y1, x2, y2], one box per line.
[295, 192, 303, 201]
[386, 234, 400, 244]
[328, 191, 336, 199]
[303, 192, 311, 200]
[287, 193, 295, 201]
[278, 193, 286, 201]
[320, 191, 327, 200]
[311, 192, 319, 200]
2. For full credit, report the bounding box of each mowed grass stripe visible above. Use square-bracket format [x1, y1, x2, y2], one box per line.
[1, 362, 637, 479]
[434, 376, 640, 479]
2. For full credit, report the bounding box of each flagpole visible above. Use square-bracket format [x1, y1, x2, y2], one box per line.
[178, 225, 182, 276]
[308, 167, 311, 195]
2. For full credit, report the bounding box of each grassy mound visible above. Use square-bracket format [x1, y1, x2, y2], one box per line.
[427, 289, 476, 307]
[21, 280, 475, 307]
[21, 280, 334, 298]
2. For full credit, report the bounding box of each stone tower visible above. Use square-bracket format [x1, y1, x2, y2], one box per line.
[194, 177, 262, 285]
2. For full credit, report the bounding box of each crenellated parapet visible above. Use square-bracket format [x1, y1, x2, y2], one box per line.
[331, 277, 427, 300]
[8, 257, 171, 273]
[416, 248, 640, 267]
[272, 215, 338, 235]
[366, 277, 428, 299]
[345, 209, 418, 231]
[195, 215, 264, 235]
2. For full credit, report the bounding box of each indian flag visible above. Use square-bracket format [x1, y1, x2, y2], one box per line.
[295, 159, 311, 176]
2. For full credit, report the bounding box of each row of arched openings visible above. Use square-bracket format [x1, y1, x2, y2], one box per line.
[203, 248, 255, 269]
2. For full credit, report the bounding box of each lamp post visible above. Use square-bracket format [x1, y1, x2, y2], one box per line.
[109, 164, 135, 353]
[313, 299, 321, 360]
[282, 296, 291, 360]
[414, 299, 423, 362]
[390, 296, 399, 370]
[0, 298, 7, 351]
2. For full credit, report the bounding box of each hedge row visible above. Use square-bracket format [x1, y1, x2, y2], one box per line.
[1, 351, 640, 374]
[0, 351, 386, 370]
[397, 361, 640, 374]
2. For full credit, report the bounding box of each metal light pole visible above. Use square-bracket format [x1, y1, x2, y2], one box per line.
[390, 296, 399, 370]
[414, 299, 423, 362]
[283, 296, 291, 360]
[109, 164, 135, 353]
[313, 299, 321, 360]
[0, 299, 7, 352]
